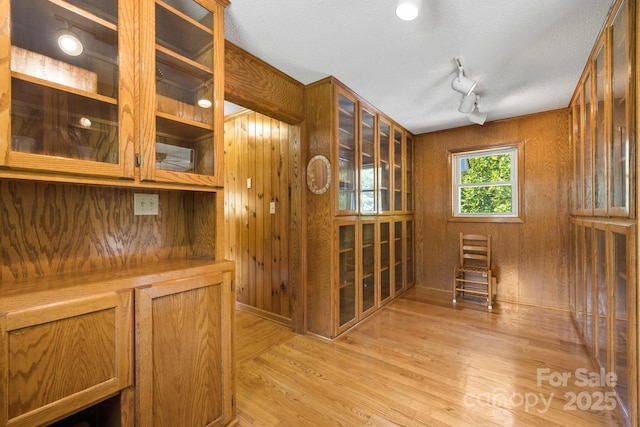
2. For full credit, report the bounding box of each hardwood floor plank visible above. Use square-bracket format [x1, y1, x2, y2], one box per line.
[234, 287, 623, 426]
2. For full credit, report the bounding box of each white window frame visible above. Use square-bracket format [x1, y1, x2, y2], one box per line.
[450, 143, 524, 223]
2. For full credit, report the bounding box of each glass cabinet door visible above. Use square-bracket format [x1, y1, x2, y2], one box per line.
[393, 128, 403, 212]
[338, 223, 357, 330]
[406, 220, 414, 286]
[360, 107, 376, 214]
[379, 221, 391, 305]
[576, 222, 584, 330]
[141, 0, 224, 186]
[594, 226, 607, 367]
[572, 94, 583, 213]
[405, 135, 413, 212]
[611, 225, 633, 417]
[594, 43, 606, 214]
[610, 1, 630, 216]
[393, 220, 403, 294]
[5, 0, 134, 178]
[336, 93, 357, 213]
[584, 225, 594, 346]
[360, 221, 376, 316]
[583, 73, 593, 213]
[378, 118, 391, 213]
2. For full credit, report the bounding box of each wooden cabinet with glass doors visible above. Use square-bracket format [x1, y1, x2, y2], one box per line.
[1, 0, 226, 188]
[569, 2, 637, 424]
[305, 77, 414, 339]
[2, 0, 134, 179]
[571, 219, 637, 425]
[571, 0, 633, 218]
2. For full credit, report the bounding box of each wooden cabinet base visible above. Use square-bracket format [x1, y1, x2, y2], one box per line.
[0, 259, 235, 427]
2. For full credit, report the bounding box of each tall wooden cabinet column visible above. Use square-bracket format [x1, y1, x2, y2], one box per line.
[305, 77, 414, 339]
[569, 0, 637, 424]
[0, 0, 233, 425]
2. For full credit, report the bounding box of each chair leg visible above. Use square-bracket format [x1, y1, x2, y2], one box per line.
[487, 271, 493, 310]
[452, 267, 458, 304]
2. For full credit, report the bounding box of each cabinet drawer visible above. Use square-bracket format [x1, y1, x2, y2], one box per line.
[0, 290, 133, 427]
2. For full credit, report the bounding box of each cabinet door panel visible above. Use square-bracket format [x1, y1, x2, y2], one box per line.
[136, 271, 233, 427]
[1, 291, 132, 427]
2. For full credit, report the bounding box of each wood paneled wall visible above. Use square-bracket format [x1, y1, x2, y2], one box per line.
[414, 109, 571, 309]
[0, 180, 219, 282]
[224, 110, 301, 322]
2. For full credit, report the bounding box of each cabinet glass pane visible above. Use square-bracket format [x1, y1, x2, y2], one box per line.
[611, 3, 629, 212]
[583, 75, 592, 211]
[594, 228, 606, 367]
[393, 129, 403, 211]
[360, 109, 376, 214]
[378, 120, 391, 213]
[338, 94, 356, 212]
[380, 222, 391, 301]
[594, 46, 606, 211]
[613, 231, 628, 412]
[405, 136, 413, 211]
[576, 224, 584, 329]
[155, 0, 215, 175]
[584, 227, 593, 345]
[64, 0, 117, 23]
[339, 224, 356, 326]
[394, 221, 403, 292]
[361, 223, 376, 313]
[10, 0, 119, 163]
[569, 223, 576, 314]
[406, 220, 414, 284]
[573, 96, 583, 212]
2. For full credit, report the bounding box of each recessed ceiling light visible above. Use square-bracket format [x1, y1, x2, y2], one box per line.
[396, 0, 422, 21]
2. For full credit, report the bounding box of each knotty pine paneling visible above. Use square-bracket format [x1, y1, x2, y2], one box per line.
[0, 180, 219, 282]
[224, 110, 300, 321]
[415, 109, 571, 309]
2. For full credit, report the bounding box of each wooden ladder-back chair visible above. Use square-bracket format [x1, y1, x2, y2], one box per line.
[453, 233, 495, 310]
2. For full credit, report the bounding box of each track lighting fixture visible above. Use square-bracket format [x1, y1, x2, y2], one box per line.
[469, 104, 487, 125]
[396, 0, 422, 21]
[458, 93, 476, 114]
[451, 58, 477, 96]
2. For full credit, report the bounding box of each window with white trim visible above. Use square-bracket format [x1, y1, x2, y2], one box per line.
[451, 144, 522, 220]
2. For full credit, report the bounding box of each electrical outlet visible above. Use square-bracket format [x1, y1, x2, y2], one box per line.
[270, 201, 276, 214]
[134, 193, 159, 215]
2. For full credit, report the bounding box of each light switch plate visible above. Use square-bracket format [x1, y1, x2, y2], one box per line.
[134, 193, 159, 215]
[269, 201, 276, 214]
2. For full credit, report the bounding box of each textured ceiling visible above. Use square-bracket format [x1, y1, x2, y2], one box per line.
[224, 0, 614, 134]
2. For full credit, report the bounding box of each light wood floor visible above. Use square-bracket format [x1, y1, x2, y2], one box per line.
[234, 287, 623, 426]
